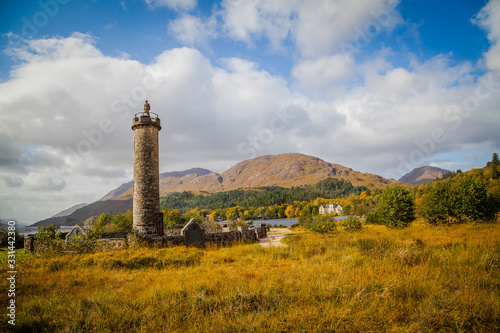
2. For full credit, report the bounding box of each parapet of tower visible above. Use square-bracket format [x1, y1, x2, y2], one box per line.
[131, 101, 163, 236]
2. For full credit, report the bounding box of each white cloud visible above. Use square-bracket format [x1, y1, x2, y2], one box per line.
[291, 54, 355, 98]
[144, 0, 196, 11]
[0, 34, 308, 222]
[2, 0, 500, 223]
[168, 14, 217, 47]
[24, 173, 66, 191]
[1, 174, 23, 188]
[220, 0, 402, 57]
[474, 0, 500, 73]
[221, 0, 296, 50]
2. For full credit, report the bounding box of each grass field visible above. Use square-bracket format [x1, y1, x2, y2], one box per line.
[2, 222, 500, 332]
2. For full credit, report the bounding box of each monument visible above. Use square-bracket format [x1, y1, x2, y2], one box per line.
[131, 101, 163, 236]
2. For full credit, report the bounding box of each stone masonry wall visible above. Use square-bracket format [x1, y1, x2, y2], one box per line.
[25, 224, 269, 253]
[132, 116, 162, 236]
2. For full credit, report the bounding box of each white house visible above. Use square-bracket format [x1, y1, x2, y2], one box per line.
[319, 202, 343, 215]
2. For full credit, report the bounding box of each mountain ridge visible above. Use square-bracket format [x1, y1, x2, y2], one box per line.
[398, 166, 451, 185]
[32, 153, 408, 226]
[51, 203, 88, 218]
[99, 167, 213, 201]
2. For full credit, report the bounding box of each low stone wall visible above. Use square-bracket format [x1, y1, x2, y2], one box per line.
[119, 222, 268, 248]
[25, 221, 269, 253]
[96, 238, 128, 251]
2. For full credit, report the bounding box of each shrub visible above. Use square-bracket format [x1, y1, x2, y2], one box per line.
[341, 217, 362, 232]
[365, 212, 380, 225]
[309, 216, 337, 234]
[0, 229, 25, 249]
[34, 224, 66, 255]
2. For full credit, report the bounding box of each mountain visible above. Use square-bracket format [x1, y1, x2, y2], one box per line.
[31, 168, 214, 226]
[399, 166, 451, 185]
[32, 153, 405, 226]
[99, 168, 213, 200]
[51, 203, 88, 218]
[31, 198, 133, 227]
[114, 153, 403, 200]
[0, 219, 29, 228]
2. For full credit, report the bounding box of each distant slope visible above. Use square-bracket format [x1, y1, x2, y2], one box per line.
[219, 153, 400, 190]
[32, 198, 133, 227]
[161, 178, 369, 211]
[399, 166, 451, 185]
[51, 202, 88, 218]
[1, 219, 29, 228]
[116, 153, 403, 200]
[34, 153, 406, 226]
[99, 168, 213, 200]
[32, 168, 214, 226]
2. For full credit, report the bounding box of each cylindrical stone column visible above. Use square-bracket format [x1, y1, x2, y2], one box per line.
[131, 104, 163, 236]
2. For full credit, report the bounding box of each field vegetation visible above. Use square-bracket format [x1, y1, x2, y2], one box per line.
[5, 154, 499, 331]
[2, 221, 500, 332]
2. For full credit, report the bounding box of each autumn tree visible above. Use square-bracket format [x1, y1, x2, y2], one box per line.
[163, 208, 187, 228]
[294, 207, 301, 217]
[285, 205, 295, 218]
[226, 206, 244, 221]
[376, 185, 415, 228]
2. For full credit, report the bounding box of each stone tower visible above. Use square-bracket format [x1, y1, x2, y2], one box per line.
[131, 100, 163, 236]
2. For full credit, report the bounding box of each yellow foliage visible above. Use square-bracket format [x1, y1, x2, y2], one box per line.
[15, 223, 500, 332]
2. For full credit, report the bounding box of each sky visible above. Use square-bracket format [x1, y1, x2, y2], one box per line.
[0, 0, 499, 224]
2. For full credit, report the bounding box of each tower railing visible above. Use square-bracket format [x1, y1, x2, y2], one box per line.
[133, 112, 160, 123]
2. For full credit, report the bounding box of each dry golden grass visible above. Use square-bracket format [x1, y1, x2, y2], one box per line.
[2, 222, 500, 332]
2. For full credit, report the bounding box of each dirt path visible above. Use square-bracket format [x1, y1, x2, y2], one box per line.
[258, 228, 294, 247]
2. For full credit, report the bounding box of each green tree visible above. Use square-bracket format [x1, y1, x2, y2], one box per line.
[376, 185, 415, 228]
[298, 207, 312, 226]
[0, 229, 25, 249]
[418, 181, 452, 225]
[491, 153, 499, 179]
[163, 209, 187, 228]
[93, 213, 112, 232]
[111, 210, 133, 232]
[456, 176, 488, 221]
[34, 224, 66, 254]
[418, 175, 489, 224]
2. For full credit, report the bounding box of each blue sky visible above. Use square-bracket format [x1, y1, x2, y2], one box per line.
[0, 0, 499, 223]
[0, 0, 490, 79]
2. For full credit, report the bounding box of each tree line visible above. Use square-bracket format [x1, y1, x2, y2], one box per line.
[35, 153, 500, 236]
[364, 153, 500, 228]
[160, 178, 368, 212]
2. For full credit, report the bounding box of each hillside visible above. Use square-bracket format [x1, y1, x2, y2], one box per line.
[99, 168, 213, 200]
[116, 153, 402, 200]
[32, 198, 133, 227]
[33, 153, 405, 226]
[51, 202, 88, 218]
[161, 178, 369, 211]
[399, 166, 451, 185]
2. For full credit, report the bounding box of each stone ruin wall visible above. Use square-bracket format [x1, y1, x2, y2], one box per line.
[129, 224, 269, 249]
[25, 223, 269, 253]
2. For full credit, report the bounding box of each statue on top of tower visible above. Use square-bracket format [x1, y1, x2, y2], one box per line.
[144, 100, 150, 115]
